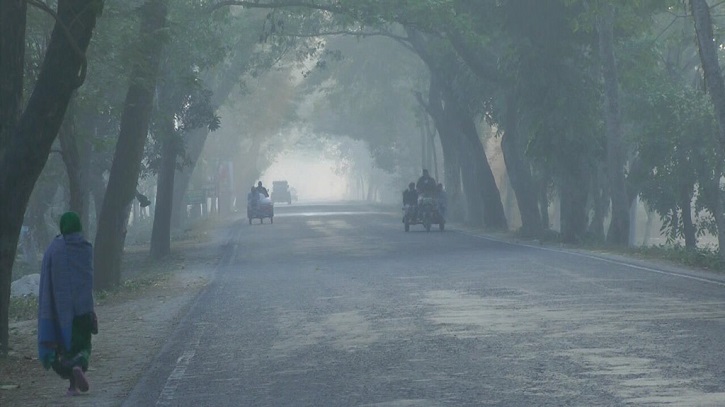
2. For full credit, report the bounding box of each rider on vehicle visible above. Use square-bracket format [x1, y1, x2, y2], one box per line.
[416, 169, 437, 197]
[403, 182, 418, 222]
[247, 186, 260, 208]
[403, 182, 418, 206]
[436, 183, 448, 220]
[254, 181, 269, 198]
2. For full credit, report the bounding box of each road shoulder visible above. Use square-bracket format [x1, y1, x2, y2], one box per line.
[0, 221, 228, 406]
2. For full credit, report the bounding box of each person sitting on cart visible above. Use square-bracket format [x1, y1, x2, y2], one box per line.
[402, 182, 418, 222]
[436, 183, 448, 220]
[416, 169, 436, 197]
[247, 186, 260, 209]
[254, 181, 269, 198]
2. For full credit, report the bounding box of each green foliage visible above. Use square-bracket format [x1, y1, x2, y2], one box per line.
[631, 82, 721, 243]
[8, 296, 37, 322]
[303, 34, 427, 173]
[633, 244, 725, 271]
[497, 0, 604, 177]
[625, 3, 723, 245]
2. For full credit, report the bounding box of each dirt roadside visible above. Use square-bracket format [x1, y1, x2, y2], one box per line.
[0, 219, 233, 407]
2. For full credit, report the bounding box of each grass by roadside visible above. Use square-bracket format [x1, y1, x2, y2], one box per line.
[8, 215, 227, 323]
[459, 224, 725, 274]
[1, 215, 228, 406]
[8, 297, 37, 323]
[626, 244, 725, 272]
[9, 267, 175, 322]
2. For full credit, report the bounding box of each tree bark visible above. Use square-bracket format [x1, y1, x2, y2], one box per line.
[539, 180, 550, 230]
[59, 111, 88, 218]
[680, 186, 697, 249]
[422, 79, 464, 221]
[150, 117, 177, 258]
[171, 127, 208, 228]
[691, 0, 725, 258]
[444, 85, 507, 229]
[0, 0, 99, 355]
[560, 167, 589, 243]
[25, 180, 59, 252]
[429, 128, 439, 183]
[586, 166, 608, 243]
[597, 5, 630, 246]
[94, 0, 168, 290]
[501, 93, 542, 236]
[170, 49, 252, 227]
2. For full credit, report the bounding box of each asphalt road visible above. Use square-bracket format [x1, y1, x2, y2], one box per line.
[124, 202, 725, 406]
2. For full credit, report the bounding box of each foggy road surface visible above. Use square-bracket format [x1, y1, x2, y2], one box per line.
[124, 202, 725, 406]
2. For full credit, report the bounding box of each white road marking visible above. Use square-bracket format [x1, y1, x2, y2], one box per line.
[155, 323, 206, 406]
[461, 231, 725, 287]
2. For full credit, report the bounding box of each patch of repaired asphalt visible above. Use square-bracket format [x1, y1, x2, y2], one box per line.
[422, 288, 725, 405]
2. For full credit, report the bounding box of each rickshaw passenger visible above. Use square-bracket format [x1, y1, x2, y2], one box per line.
[403, 182, 418, 222]
[436, 183, 447, 220]
[247, 186, 260, 209]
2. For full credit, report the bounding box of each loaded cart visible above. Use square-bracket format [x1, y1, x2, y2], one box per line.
[247, 194, 274, 224]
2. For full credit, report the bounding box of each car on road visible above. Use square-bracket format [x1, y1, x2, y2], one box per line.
[271, 180, 292, 204]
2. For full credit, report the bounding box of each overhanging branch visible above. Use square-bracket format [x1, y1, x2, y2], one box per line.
[26, 0, 89, 87]
[208, 0, 346, 14]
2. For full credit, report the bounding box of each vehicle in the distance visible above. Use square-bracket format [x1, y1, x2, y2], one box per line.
[247, 194, 274, 224]
[271, 180, 292, 204]
[403, 195, 445, 232]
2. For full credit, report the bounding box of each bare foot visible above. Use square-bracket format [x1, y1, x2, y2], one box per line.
[72, 366, 90, 392]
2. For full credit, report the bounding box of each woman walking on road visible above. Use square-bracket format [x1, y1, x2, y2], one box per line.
[38, 212, 97, 396]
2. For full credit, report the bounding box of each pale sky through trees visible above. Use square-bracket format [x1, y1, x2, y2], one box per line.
[262, 150, 347, 201]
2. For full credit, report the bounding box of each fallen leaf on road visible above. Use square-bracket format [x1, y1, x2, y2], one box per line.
[0, 384, 20, 390]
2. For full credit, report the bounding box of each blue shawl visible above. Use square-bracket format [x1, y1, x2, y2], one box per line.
[38, 233, 94, 361]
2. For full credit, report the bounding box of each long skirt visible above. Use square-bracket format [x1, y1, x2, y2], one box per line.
[51, 313, 93, 380]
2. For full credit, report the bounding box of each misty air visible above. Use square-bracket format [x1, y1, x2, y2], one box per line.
[3, 1, 725, 405]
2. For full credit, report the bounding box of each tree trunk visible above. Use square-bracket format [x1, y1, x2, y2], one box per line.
[150, 118, 178, 259]
[366, 178, 375, 201]
[642, 209, 653, 246]
[0, 0, 99, 355]
[680, 187, 697, 249]
[448, 88, 507, 229]
[420, 123, 428, 171]
[94, 0, 168, 290]
[87, 161, 106, 241]
[430, 129, 439, 183]
[538, 173, 550, 229]
[501, 93, 542, 236]
[25, 181, 58, 252]
[59, 111, 88, 218]
[421, 78, 464, 221]
[691, 0, 725, 258]
[586, 166, 608, 243]
[458, 146, 485, 226]
[0, 0, 26, 157]
[629, 196, 638, 248]
[171, 127, 208, 228]
[598, 5, 630, 246]
[559, 168, 589, 243]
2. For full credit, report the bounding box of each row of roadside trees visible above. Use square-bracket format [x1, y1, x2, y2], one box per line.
[4, 0, 725, 356]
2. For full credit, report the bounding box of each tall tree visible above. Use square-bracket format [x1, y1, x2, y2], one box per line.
[690, 0, 725, 258]
[0, 0, 102, 354]
[597, 3, 629, 246]
[94, 0, 168, 290]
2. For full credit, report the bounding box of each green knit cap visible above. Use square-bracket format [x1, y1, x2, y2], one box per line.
[59, 212, 82, 235]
